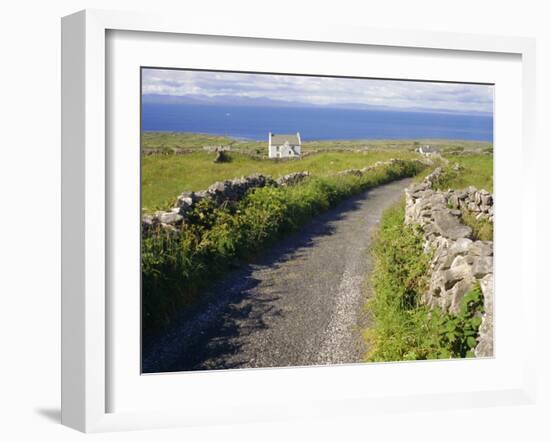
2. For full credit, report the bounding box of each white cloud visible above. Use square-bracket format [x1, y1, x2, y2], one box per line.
[142, 68, 493, 114]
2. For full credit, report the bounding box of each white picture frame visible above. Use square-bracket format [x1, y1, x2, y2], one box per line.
[61, 9, 537, 433]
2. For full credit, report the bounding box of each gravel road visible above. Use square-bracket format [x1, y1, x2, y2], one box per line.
[142, 177, 412, 373]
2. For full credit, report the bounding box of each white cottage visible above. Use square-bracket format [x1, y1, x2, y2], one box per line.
[416, 145, 440, 156]
[268, 132, 302, 158]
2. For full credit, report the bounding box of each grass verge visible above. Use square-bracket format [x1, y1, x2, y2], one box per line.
[364, 202, 484, 361]
[434, 153, 493, 192]
[142, 160, 425, 339]
[460, 210, 493, 241]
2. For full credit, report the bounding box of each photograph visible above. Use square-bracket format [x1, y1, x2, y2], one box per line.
[140, 68, 494, 373]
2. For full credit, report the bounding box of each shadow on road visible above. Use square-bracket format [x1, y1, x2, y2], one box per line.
[143, 187, 376, 373]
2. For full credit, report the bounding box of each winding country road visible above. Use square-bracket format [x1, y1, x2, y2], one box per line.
[143, 177, 413, 373]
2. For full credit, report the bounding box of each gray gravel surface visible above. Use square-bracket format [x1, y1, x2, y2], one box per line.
[142, 178, 412, 373]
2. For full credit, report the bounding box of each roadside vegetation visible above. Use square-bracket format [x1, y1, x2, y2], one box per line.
[142, 150, 420, 211]
[364, 202, 485, 361]
[460, 210, 493, 241]
[142, 160, 425, 339]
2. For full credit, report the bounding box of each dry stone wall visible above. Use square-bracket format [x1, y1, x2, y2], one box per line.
[447, 187, 494, 222]
[142, 158, 413, 234]
[404, 169, 494, 357]
[142, 172, 311, 234]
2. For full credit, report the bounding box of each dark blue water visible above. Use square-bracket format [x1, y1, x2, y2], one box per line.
[142, 103, 493, 142]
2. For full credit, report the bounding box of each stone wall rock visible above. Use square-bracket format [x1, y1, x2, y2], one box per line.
[446, 186, 493, 222]
[404, 168, 494, 357]
[276, 171, 310, 186]
[475, 274, 494, 357]
[143, 173, 280, 232]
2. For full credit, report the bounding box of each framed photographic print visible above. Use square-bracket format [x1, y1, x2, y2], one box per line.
[140, 67, 495, 374]
[61, 9, 537, 433]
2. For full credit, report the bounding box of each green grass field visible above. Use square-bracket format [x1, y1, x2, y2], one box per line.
[435, 153, 493, 192]
[142, 150, 420, 212]
[141, 132, 493, 212]
[142, 131, 493, 155]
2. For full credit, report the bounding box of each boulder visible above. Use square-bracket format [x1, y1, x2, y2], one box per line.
[447, 237, 473, 257]
[432, 211, 472, 240]
[470, 241, 493, 257]
[475, 274, 494, 357]
[481, 194, 493, 206]
[208, 181, 227, 194]
[176, 195, 194, 209]
[449, 278, 475, 314]
[141, 215, 156, 235]
[471, 256, 493, 278]
[157, 212, 184, 225]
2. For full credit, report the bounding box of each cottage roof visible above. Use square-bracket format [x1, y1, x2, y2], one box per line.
[421, 145, 439, 153]
[270, 133, 300, 145]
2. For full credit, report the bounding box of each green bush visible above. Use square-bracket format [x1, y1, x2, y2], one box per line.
[364, 202, 484, 361]
[142, 160, 425, 338]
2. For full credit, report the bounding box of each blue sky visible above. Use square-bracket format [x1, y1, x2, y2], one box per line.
[142, 68, 493, 115]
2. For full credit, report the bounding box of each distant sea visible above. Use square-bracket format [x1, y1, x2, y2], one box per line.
[141, 103, 493, 142]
